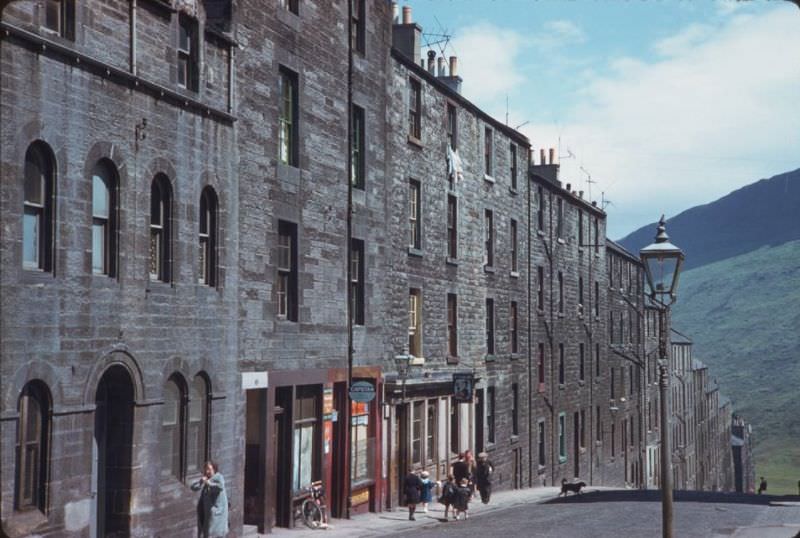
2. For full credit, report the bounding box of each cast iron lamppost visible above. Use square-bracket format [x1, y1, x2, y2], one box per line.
[640, 215, 684, 538]
[394, 353, 413, 402]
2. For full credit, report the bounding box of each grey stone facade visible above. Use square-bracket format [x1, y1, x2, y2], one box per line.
[1, 1, 237, 536]
[1, 1, 747, 536]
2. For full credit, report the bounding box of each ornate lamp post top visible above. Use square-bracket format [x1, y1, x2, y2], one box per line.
[640, 215, 685, 307]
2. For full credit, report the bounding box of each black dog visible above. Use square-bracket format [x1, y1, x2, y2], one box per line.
[560, 478, 587, 496]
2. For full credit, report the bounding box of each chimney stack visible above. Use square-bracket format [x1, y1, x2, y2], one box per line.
[427, 50, 436, 74]
[531, 146, 562, 187]
[392, 5, 422, 65]
[437, 56, 445, 77]
[440, 55, 463, 94]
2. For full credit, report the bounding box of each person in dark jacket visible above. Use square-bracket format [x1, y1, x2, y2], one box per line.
[758, 476, 767, 494]
[475, 452, 494, 504]
[403, 469, 423, 520]
[452, 453, 469, 485]
[438, 474, 457, 520]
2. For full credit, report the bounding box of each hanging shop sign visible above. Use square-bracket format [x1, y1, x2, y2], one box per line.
[452, 373, 474, 402]
[349, 380, 376, 403]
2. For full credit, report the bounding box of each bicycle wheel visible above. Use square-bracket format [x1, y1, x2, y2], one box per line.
[302, 499, 322, 529]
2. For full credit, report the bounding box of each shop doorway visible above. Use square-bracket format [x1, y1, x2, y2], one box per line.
[244, 388, 267, 528]
[92, 365, 134, 538]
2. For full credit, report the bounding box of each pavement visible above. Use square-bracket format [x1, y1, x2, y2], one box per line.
[244, 487, 800, 538]
[244, 485, 611, 537]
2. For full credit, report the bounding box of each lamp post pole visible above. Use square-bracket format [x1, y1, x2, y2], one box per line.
[639, 216, 684, 538]
[658, 306, 673, 538]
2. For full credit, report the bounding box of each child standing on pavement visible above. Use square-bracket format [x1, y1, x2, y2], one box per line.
[439, 474, 457, 520]
[420, 471, 435, 513]
[453, 478, 471, 520]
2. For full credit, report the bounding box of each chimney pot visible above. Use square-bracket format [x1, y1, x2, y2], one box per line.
[402, 5, 412, 24]
[392, 2, 399, 23]
[579, 190, 584, 198]
[427, 50, 436, 74]
[592, 201, 597, 206]
[549, 148, 555, 165]
[449, 56, 458, 77]
[437, 56, 445, 77]
[566, 183, 571, 191]
[540, 149, 545, 165]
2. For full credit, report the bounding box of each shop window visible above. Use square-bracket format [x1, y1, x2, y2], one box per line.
[412, 401, 423, 465]
[351, 400, 372, 483]
[292, 387, 319, 492]
[426, 401, 436, 463]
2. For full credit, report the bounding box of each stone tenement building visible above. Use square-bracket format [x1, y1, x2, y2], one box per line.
[0, 1, 752, 536]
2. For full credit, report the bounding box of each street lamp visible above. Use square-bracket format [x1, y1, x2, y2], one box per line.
[640, 215, 684, 538]
[394, 353, 413, 402]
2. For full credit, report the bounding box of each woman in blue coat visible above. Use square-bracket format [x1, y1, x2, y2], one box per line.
[191, 461, 229, 537]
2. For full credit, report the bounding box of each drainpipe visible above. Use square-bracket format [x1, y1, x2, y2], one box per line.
[345, 0, 354, 520]
[526, 153, 533, 488]
[130, 0, 137, 75]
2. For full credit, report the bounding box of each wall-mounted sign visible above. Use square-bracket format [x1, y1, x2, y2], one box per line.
[349, 380, 376, 403]
[453, 373, 474, 402]
[241, 371, 268, 390]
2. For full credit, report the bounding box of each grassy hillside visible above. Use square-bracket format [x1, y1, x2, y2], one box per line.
[671, 240, 800, 494]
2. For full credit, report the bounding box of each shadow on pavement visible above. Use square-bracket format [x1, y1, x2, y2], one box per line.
[545, 489, 800, 506]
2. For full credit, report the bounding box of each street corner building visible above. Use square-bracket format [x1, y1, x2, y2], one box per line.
[0, 1, 755, 537]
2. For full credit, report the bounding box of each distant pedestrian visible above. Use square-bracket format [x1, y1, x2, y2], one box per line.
[452, 453, 470, 485]
[475, 452, 494, 504]
[191, 461, 228, 538]
[420, 470, 436, 513]
[452, 478, 472, 520]
[463, 449, 476, 497]
[439, 474, 457, 520]
[403, 469, 423, 521]
[758, 476, 767, 494]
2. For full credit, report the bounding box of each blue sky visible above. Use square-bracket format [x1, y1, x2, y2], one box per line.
[407, 1, 800, 238]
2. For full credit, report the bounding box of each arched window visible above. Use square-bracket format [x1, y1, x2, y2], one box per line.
[149, 175, 172, 282]
[92, 160, 118, 276]
[198, 187, 218, 286]
[15, 381, 51, 512]
[23, 143, 55, 271]
[161, 375, 185, 480]
[187, 374, 210, 475]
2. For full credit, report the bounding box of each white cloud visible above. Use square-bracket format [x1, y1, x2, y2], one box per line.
[450, 22, 528, 106]
[534, 19, 587, 48]
[519, 6, 800, 238]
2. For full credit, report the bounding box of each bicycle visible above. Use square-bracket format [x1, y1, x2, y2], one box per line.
[298, 480, 328, 530]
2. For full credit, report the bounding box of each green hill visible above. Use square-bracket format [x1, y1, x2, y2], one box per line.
[671, 240, 800, 494]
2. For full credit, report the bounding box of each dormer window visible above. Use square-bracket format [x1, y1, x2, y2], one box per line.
[178, 14, 199, 92]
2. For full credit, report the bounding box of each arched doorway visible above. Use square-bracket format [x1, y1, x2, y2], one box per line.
[92, 365, 134, 537]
